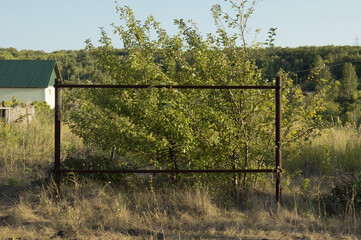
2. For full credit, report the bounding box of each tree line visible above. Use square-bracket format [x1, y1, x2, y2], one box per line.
[2, 45, 360, 87]
[1, 45, 360, 124]
[253, 46, 361, 123]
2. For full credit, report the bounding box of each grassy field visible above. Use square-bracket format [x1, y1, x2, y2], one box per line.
[1, 111, 361, 239]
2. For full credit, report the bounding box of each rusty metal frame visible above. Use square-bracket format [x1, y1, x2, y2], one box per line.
[54, 77, 282, 202]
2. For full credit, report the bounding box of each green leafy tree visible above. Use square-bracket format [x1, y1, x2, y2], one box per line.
[340, 63, 358, 103]
[338, 63, 360, 123]
[67, 0, 326, 188]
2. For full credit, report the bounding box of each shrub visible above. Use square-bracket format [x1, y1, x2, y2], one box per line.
[321, 172, 361, 216]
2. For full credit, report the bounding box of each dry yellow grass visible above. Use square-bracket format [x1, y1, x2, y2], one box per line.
[286, 123, 361, 175]
[0, 178, 360, 240]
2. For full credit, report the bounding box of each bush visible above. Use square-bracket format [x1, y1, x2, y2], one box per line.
[321, 172, 361, 216]
[62, 146, 128, 184]
[32, 101, 52, 114]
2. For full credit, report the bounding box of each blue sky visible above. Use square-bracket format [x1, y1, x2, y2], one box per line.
[1, 0, 360, 52]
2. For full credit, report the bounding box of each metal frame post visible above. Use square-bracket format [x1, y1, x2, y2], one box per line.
[1, 101, 5, 119]
[275, 76, 282, 203]
[54, 78, 62, 194]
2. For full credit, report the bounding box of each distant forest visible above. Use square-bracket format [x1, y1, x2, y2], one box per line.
[1, 46, 361, 123]
[2, 46, 361, 88]
[253, 46, 361, 89]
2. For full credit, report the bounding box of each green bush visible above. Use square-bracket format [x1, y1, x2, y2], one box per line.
[321, 172, 361, 216]
[62, 146, 127, 184]
[32, 101, 52, 115]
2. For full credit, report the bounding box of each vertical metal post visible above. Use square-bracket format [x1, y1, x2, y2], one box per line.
[54, 78, 62, 195]
[275, 76, 282, 203]
[1, 101, 5, 121]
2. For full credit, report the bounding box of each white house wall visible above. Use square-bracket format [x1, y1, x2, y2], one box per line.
[0, 88, 55, 108]
[44, 86, 55, 109]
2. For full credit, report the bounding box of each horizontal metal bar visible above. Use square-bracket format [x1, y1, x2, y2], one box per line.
[54, 168, 277, 174]
[55, 84, 276, 90]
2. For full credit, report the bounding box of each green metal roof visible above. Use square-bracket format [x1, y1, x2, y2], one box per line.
[0, 60, 59, 88]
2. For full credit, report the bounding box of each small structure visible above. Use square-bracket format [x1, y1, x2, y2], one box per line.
[0, 101, 35, 124]
[0, 60, 62, 108]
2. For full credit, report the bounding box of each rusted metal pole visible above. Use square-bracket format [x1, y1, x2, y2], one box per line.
[1, 101, 5, 120]
[57, 84, 276, 90]
[53, 168, 277, 174]
[54, 78, 62, 195]
[275, 76, 282, 203]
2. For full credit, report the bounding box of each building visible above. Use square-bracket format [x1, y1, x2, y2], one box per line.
[0, 60, 62, 108]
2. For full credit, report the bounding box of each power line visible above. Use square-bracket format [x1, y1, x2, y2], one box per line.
[263, 59, 361, 78]
[295, 59, 361, 73]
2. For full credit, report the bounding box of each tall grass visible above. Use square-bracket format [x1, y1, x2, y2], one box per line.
[286, 124, 361, 175]
[0, 110, 82, 185]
